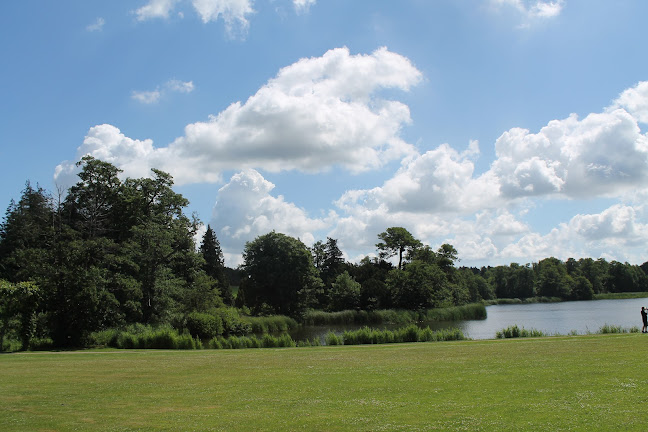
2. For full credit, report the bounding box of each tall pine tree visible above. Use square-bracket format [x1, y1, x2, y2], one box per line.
[200, 225, 232, 305]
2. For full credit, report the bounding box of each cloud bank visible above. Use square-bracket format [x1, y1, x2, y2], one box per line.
[58, 47, 422, 185]
[56, 40, 648, 266]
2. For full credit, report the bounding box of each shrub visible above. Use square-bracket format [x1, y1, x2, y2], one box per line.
[29, 337, 54, 351]
[325, 331, 343, 346]
[215, 308, 252, 336]
[186, 312, 223, 339]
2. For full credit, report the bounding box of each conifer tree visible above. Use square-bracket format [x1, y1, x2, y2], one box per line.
[200, 225, 232, 305]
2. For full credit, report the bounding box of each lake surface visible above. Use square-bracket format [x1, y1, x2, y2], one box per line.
[455, 298, 648, 340]
[291, 298, 648, 343]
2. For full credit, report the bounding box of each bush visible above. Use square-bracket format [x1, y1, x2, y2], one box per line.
[325, 331, 343, 346]
[29, 337, 54, 351]
[186, 312, 223, 339]
[215, 308, 252, 336]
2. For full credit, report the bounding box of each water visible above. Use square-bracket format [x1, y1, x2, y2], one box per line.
[291, 298, 648, 342]
[457, 298, 648, 340]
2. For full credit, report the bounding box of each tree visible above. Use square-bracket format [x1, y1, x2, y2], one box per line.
[387, 260, 452, 309]
[0, 182, 54, 281]
[376, 227, 422, 270]
[200, 225, 232, 305]
[63, 156, 122, 239]
[328, 271, 361, 311]
[0, 280, 41, 350]
[535, 258, 571, 299]
[241, 232, 322, 317]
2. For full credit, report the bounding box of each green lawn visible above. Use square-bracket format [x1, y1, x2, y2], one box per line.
[2, 334, 648, 431]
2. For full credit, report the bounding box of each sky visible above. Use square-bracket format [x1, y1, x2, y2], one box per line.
[1, 0, 648, 268]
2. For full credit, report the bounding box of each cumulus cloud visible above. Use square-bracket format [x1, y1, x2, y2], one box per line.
[135, 0, 180, 21]
[328, 81, 648, 265]
[54, 124, 158, 190]
[191, 0, 254, 37]
[500, 204, 648, 264]
[131, 79, 194, 104]
[336, 141, 499, 216]
[86, 17, 105, 32]
[61, 47, 421, 185]
[611, 81, 648, 125]
[210, 169, 331, 265]
[492, 109, 648, 199]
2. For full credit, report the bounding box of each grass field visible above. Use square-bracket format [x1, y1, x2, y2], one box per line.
[2, 334, 648, 431]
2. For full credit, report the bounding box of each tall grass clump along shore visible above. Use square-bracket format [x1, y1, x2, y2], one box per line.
[303, 303, 486, 326]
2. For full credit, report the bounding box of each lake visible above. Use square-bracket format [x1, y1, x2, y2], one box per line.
[291, 298, 648, 343]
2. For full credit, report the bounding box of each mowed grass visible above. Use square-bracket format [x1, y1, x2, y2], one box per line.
[2, 334, 648, 431]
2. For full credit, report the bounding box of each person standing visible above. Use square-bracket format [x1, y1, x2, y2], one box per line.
[641, 307, 647, 333]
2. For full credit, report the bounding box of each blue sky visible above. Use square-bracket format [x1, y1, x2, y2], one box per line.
[2, 0, 648, 267]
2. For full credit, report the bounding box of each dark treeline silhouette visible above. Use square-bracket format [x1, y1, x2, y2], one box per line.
[1, 158, 647, 350]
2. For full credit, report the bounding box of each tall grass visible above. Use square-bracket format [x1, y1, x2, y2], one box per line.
[89, 325, 202, 350]
[495, 325, 547, 339]
[303, 303, 486, 326]
[242, 315, 299, 334]
[594, 292, 648, 300]
[341, 325, 466, 345]
[597, 324, 640, 334]
[207, 333, 299, 349]
[485, 297, 561, 306]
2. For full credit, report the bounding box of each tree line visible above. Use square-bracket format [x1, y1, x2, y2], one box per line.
[1, 157, 648, 349]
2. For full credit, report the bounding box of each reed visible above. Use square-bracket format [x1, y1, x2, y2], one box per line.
[495, 325, 546, 339]
[341, 325, 466, 345]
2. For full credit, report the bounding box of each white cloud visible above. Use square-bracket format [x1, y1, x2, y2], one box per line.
[131, 89, 162, 104]
[135, 0, 180, 21]
[491, 0, 564, 26]
[492, 109, 648, 199]
[611, 81, 648, 124]
[500, 204, 648, 264]
[166, 79, 195, 93]
[336, 142, 500, 216]
[325, 81, 648, 266]
[86, 17, 105, 32]
[191, 0, 254, 37]
[54, 124, 157, 190]
[131, 79, 194, 104]
[63, 47, 421, 185]
[293, 0, 316, 13]
[210, 169, 331, 265]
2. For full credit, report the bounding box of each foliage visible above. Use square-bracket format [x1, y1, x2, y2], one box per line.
[341, 325, 466, 345]
[376, 227, 422, 270]
[200, 225, 232, 305]
[241, 315, 299, 334]
[208, 332, 296, 349]
[240, 231, 323, 317]
[89, 325, 202, 349]
[302, 304, 486, 326]
[328, 271, 361, 311]
[0, 280, 41, 350]
[495, 325, 547, 338]
[185, 311, 224, 339]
